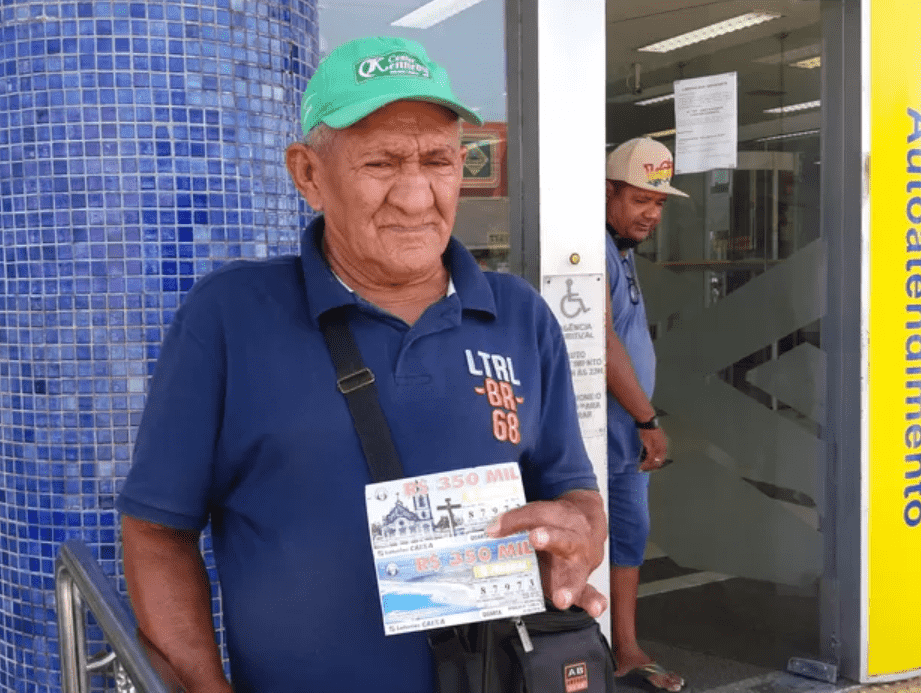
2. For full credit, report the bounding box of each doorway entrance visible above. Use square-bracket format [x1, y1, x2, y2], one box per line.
[605, 2, 825, 687]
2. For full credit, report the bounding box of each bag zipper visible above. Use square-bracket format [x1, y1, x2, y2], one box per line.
[513, 617, 534, 653]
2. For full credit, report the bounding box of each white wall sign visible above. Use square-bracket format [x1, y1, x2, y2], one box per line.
[674, 71, 738, 174]
[543, 274, 606, 439]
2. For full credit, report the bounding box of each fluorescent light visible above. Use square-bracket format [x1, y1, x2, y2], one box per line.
[392, 0, 486, 29]
[634, 93, 674, 106]
[756, 129, 820, 142]
[638, 12, 782, 53]
[791, 56, 821, 69]
[644, 128, 677, 138]
[764, 100, 820, 114]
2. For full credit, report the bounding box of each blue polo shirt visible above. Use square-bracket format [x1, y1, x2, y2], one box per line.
[605, 231, 655, 474]
[117, 217, 598, 693]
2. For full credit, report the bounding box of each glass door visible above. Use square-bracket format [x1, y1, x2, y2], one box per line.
[606, 0, 825, 682]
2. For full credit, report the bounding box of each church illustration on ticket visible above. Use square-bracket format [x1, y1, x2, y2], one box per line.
[370, 490, 476, 548]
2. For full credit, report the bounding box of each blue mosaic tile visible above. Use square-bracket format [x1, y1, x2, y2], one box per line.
[0, 0, 317, 689]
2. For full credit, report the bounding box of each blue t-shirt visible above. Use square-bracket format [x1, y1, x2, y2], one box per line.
[605, 231, 656, 474]
[117, 216, 598, 693]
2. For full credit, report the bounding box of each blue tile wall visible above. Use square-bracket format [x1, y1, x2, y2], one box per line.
[0, 0, 317, 689]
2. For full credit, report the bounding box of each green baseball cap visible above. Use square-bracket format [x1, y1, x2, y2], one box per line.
[300, 36, 484, 136]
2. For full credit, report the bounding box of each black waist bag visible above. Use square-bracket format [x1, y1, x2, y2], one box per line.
[428, 605, 616, 693]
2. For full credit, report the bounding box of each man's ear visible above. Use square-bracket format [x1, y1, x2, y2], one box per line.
[286, 143, 325, 212]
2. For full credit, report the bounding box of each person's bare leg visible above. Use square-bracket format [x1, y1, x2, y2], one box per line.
[611, 565, 684, 691]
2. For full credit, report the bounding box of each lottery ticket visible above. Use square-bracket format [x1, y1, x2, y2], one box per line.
[365, 462, 546, 635]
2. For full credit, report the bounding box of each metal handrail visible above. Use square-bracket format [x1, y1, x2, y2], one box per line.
[55, 539, 174, 693]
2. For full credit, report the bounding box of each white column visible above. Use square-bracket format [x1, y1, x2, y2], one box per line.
[535, 0, 610, 637]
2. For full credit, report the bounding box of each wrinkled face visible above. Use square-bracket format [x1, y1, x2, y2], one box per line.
[290, 101, 467, 285]
[606, 181, 669, 245]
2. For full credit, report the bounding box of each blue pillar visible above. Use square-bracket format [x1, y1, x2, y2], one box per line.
[0, 0, 317, 689]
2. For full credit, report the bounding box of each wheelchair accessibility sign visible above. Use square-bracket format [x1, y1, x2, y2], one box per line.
[543, 274, 606, 439]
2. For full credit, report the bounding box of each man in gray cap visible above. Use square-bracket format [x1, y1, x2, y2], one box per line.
[117, 36, 608, 693]
[604, 138, 688, 692]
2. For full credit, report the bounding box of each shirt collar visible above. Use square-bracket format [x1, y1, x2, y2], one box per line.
[331, 265, 457, 298]
[299, 216, 496, 325]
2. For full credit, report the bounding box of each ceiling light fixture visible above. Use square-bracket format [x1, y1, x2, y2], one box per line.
[634, 93, 675, 106]
[391, 0, 486, 29]
[791, 56, 821, 69]
[755, 129, 820, 142]
[638, 12, 782, 53]
[764, 99, 821, 115]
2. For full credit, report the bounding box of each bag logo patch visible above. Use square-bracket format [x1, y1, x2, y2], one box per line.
[564, 661, 588, 692]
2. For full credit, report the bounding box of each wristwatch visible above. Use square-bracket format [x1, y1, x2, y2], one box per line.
[635, 416, 660, 430]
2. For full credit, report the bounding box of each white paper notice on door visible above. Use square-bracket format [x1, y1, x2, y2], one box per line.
[674, 72, 738, 175]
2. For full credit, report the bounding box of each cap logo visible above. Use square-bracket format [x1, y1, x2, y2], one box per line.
[355, 51, 431, 83]
[643, 159, 673, 188]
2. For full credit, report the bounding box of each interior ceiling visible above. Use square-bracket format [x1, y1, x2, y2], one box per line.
[319, 0, 823, 142]
[606, 0, 823, 143]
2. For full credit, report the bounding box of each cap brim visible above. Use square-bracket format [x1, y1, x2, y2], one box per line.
[323, 93, 484, 129]
[658, 183, 689, 198]
[615, 180, 690, 198]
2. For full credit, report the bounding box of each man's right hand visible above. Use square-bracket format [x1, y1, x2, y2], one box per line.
[486, 489, 608, 617]
[638, 426, 668, 471]
[122, 516, 231, 693]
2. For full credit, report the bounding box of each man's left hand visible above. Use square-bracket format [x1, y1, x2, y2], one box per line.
[638, 427, 668, 471]
[486, 489, 608, 617]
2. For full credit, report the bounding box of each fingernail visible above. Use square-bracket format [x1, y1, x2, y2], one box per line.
[533, 528, 549, 547]
[559, 589, 572, 608]
[486, 518, 499, 536]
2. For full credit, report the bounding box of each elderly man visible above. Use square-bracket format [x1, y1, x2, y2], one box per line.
[604, 138, 688, 693]
[117, 36, 607, 693]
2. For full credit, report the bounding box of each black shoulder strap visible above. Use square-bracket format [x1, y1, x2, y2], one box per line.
[321, 307, 495, 693]
[318, 308, 404, 483]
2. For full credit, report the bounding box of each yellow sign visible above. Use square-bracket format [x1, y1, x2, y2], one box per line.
[868, 0, 921, 677]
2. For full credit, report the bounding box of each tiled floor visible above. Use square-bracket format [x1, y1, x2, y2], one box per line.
[624, 550, 832, 693]
[624, 560, 917, 693]
[850, 680, 921, 693]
